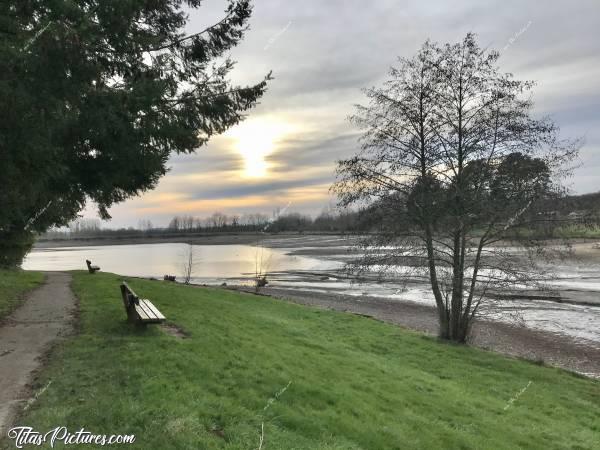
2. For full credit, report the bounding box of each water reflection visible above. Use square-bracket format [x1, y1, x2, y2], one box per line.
[24, 243, 341, 282]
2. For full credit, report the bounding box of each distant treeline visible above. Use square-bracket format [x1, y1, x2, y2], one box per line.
[165, 211, 368, 233]
[41, 190, 600, 240]
[41, 210, 370, 239]
[540, 191, 600, 217]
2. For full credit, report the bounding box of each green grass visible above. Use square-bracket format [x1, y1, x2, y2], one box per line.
[556, 224, 600, 239]
[12, 272, 600, 449]
[0, 269, 44, 320]
[500, 224, 600, 240]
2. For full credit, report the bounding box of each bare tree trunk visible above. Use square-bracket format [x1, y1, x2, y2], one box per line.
[424, 227, 450, 339]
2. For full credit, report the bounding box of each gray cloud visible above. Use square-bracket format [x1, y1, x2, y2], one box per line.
[187, 175, 334, 201]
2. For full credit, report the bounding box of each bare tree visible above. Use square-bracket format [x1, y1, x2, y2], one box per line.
[137, 219, 153, 232]
[242, 213, 270, 229]
[231, 215, 240, 228]
[69, 218, 101, 234]
[168, 216, 181, 231]
[207, 212, 228, 230]
[180, 243, 199, 285]
[333, 34, 579, 343]
[183, 216, 194, 231]
[253, 241, 272, 292]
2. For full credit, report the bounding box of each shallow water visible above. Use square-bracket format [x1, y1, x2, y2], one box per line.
[23, 243, 340, 281]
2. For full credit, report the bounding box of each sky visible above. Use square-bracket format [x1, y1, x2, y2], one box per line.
[93, 0, 600, 228]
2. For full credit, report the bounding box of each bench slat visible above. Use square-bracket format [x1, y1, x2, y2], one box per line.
[140, 299, 166, 321]
[136, 300, 158, 320]
[134, 304, 152, 321]
[138, 298, 155, 319]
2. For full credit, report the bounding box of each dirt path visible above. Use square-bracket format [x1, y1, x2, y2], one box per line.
[245, 286, 600, 379]
[0, 272, 76, 434]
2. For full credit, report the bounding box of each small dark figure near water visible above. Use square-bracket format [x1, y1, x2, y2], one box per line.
[86, 260, 100, 274]
[164, 275, 176, 282]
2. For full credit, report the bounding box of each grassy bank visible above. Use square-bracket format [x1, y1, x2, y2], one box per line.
[0, 269, 44, 320]
[556, 224, 600, 239]
[13, 272, 600, 449]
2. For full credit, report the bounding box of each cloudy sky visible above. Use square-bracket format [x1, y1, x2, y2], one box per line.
[97, 0, 600, 228]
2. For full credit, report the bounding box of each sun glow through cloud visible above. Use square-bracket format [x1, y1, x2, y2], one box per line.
[227, 118, 290, 178]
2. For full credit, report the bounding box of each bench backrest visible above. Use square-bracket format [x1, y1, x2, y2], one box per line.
[120, 282, 140, 322]
[120, 282, 139, 303]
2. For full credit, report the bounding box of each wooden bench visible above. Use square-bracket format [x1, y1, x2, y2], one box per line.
[119, 282, 166, 325]
[86, 259, 100, 274]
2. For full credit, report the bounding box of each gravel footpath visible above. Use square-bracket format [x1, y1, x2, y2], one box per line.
[0, 273, 77, 434]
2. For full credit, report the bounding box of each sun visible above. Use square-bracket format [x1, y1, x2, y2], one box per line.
[237, 129, 273, 178]
[227, 118, 288, 178]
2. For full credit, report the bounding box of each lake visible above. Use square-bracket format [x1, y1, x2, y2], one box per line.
[23, 243, 342, 284]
